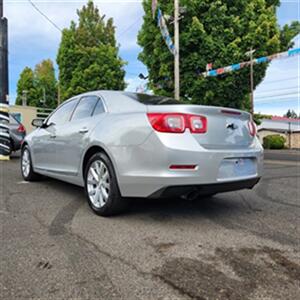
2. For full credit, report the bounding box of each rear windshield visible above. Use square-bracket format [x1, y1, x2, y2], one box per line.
[124, 92, 182, 105]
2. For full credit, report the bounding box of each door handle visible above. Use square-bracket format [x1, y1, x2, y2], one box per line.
[50, 134, 56, 139]
[79, 127, 89, 134]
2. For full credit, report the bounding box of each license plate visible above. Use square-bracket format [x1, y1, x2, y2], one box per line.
[217, 158, 257, 181]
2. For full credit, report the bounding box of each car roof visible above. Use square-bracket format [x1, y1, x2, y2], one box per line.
[74, 90, 147, 113]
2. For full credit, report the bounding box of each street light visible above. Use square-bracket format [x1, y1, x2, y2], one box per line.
[245, 48, 256, 116]
[138, 73, 148, 80]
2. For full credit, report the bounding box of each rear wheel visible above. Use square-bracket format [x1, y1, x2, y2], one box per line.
[84, 152, 127, 216]
[21, 146, 41, 181]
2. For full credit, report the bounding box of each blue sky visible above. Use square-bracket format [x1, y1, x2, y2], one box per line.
[4, 0, 300, 116]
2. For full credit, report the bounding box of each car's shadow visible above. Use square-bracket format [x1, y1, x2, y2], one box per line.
[31, 174, 248, 220]
[126, 195, 243, 220]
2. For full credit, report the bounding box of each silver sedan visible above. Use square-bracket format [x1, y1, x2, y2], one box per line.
[21, 91, 263, 216]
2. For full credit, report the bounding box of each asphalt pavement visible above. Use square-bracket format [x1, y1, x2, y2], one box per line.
[1, 154, 299, 300]
[264, 149, 300, 162]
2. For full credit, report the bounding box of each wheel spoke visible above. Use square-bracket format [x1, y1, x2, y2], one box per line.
[102, 170, 109, 181]
[96, 161, 104, 176]
[90, 167, 99, 182]
[98, 188, 105, 207]
[94, 188, 101, 204]
[102, 180, 110, 189]
[100, 186, 109, 200]
[87, 178, 97, 185]
[88, 186, 96, 196]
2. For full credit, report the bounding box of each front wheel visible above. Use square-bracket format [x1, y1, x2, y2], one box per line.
[84, 152, 128, 216]
[21, 146, 41, 181]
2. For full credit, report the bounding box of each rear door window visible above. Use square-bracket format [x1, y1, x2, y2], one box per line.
[92, 99, 105, 116]
[71, 96, 99, 121]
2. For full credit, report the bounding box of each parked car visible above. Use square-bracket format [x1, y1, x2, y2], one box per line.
[20, 91, 263, 216]
[9, 114, 26, 152]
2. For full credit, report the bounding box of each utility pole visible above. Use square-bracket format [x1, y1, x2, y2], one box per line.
[0, 0, 11, 160]
[174, 0, 180, 100]
[288, 121, 291, 149]
[22, 90, 28, 106]
[57, 83, 61, 106]
[246, 48, 256, 116]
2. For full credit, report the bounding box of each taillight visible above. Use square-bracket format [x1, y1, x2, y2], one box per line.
[248, 120, 257, 137]
[189, 115, 207, 133]
[147, 113, 207, 134]
[147, 113, 185, 133]
[17, 124, 26, 133]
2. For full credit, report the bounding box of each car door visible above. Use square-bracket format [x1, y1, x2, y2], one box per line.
[53, 95, 106, 176]
[31, 98, 79, 171]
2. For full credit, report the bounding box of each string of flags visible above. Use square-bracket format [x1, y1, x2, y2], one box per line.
[152, 0, 176, 56]
[201, 47, 300, 77]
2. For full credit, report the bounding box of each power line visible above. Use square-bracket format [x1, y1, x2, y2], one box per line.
[259, 76, 299, 85]
[255, 92, 300, 99]
[255, 86, 300, 95]
[27, 0, 62, 33]
[117, 16, 141, 37]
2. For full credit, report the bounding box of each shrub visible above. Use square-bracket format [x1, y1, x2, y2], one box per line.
[263, 135, 286, 149]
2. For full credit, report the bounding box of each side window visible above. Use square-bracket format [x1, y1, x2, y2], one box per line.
[48, 99, 78, 126]
[71, 96, 99, 121]
[93, 99, 105, 116]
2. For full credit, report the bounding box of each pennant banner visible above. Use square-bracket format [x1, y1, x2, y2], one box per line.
[157, 8, 176, 55]
[201, 48, 300, 77]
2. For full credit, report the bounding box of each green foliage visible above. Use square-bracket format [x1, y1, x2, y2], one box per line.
[15, 60, 57, 108]
[57, 0, 126, 101]
[253, 113, 272, 125]
[138, 0, 300, 110]
[284, 109, 298, 119]
[16, 67, 36, 106]
[263, 135, 286, 149]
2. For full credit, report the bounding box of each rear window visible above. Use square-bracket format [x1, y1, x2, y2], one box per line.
[124, 92, 182, 105]
[9, 114, 19, 125]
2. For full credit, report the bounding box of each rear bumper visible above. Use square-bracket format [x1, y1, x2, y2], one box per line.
[111, 131, 264, 198]
[148, 177, 261, 199]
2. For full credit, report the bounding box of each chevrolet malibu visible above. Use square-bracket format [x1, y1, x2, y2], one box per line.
[21, 91, 263, 216]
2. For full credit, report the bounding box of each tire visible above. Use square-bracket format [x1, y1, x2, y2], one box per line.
[84, 152, 128, 216]
[21, 146, 41, 181]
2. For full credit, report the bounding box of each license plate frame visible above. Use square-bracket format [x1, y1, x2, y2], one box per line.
[217, 158, 257, 181]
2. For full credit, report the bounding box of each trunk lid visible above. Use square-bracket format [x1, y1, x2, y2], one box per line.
[147, 104, 253, 150]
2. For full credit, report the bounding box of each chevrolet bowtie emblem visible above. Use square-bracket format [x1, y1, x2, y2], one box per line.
[227, 123, 238, 130]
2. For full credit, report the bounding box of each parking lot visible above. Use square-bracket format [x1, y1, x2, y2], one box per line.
[1, 154, 299, 300]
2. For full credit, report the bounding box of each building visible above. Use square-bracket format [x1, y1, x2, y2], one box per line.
[258, 117, 300, 149]
[9, 105, 53, 133]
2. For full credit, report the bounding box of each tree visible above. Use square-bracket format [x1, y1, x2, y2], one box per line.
[34, 59, 58, 108]
[138, 0, 300, 109]
[15, 60, 58, 108]
[57, 0, 126, 101]
[15, 67, 36, 106]
[284, 109, 298, 119]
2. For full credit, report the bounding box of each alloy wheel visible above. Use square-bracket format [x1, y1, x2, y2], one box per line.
[22, 149, 31, 177]
[87, 160, 111, 208]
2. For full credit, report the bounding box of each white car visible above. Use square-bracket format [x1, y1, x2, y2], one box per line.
[21, 91, 263, 216]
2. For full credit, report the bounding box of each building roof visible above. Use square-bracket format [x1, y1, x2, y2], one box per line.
[271, 116, 300, 122]
[258, 118, 300, 132]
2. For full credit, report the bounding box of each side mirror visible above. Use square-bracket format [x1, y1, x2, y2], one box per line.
[31, 118, 44, 128]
